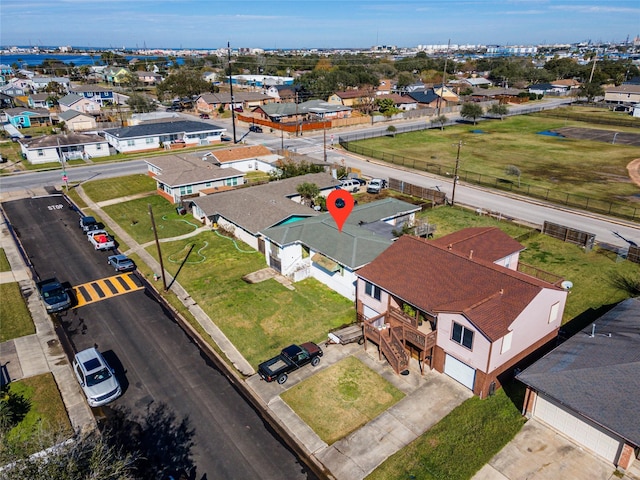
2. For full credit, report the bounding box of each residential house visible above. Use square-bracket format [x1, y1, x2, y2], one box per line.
[327, 88, 376, 111]
[517, 297, 640, 470]
[604, 84, 640, 106]
[58, 93, 101, 115]
[146, 154, 245, 204]
[4, 77, 32, 95]
[102, 66, 131, 85]
[0, 64, 13, 86]
[264, 84, 298, 102]
[28, 93, 53, 109]
[253, 100, 352, 124]
[203, 145, 281, 174]
[189, 172, 340, 250]
[356, 227, 567, 398]
[19, 133, 110, 164]
[135, 71, 163, 86]
[202, 72, 220, 84]
[261, 198, 420, 300]
[376, 79, 394, 96]
[103, 120, 226, 153]
[405, 89, 444, 109]
[195, 92, 274, 114]
[528, 83, 554, 96]
[57, 110, 97, 132]
[460, 77, 493, 88]
[550, 78, 581, 94]
[230, 75, 294, 89]
[31, 76, 70, 92]
[376, 93, 418, 111]
[0, 92, 15, 109]
[3, 107, 51, 128]
[70, 85, 115, 106]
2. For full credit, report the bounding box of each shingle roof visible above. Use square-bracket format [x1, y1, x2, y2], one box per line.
[147, 155, 243, 187]
[209, 145, 275, 163]
[197, 92, 272, 104]
[258, 100, 351, 117]
[71, 85, 112, 93]
[517, 297, 640, 446]
[357, 234, 557, 341]
[262, 198, 420, 269]
[405, 90, 439, 104]
[431, 227, 525, 263]
[58, 93, 87, 106]
[104, 120, 224, 139]
[19, 133, 105, 148]
[191, 173, 340, 233]
[58, 110, 93, 121]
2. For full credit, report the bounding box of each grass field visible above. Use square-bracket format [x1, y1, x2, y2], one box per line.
[350, 111, 640, 206]
[145, 231, 354, 367]
[81, 174, 156, 203]
[0, 282, 35, 342]
[367, 388, 525, 480]
[0, 248, 10, 271]
[282, 356, 405, 445]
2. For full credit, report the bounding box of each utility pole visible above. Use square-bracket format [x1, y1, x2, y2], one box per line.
[323, 116, 327, 163]
[227, 41, 237, 144]
[148, 204, 167, 291]
[436, 39, 450, 118]
[451, 140, 463, 206]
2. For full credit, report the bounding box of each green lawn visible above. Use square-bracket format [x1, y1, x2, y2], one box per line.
[0, 373, 73, 462]
[0, 283, 35, 342]
[367, 389, 525, 480]
[350, 111, 640, 206]
[81, 173, 156, 203]
[282, 356, 405, 445]
[145, 231, 354, 367]
[102, 195, 199, 244]
[0, 248, 10, 271]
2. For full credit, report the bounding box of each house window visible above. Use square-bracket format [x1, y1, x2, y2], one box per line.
[37, 149, 44, 156]
[501, 331, 513, 354]
[96, 144, 102, 150]
[127, 140, 135, 146]
[179, 185, 193, 195]
[452, 322, 474, 350]
[145, 137, 154, 144]
[548, 302, 560, 324]
[205, 182, 212, 187]
[364, 281, 381, 301]
[224, 177, 239, 187]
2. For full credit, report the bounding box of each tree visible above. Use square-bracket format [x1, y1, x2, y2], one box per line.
[578, 81, 604, 103]
[505, 165, 521, 187]
[431, 115, 448, 131]
[120, 71, 141, 92]
[386, 125, 397, 137]
[460, 103, 483, 125]
[126, 93, 157, 113]
[296, 182, 320, 206]
[487, 103, 509, 120]
[155, 68, 211, 102]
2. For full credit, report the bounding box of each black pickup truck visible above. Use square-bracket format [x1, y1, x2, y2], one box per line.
[258, 342, 323, 385]
[37, 278, 72, 313]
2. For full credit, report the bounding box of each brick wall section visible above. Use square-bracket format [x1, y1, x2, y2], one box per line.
[616, 443, 635, 470]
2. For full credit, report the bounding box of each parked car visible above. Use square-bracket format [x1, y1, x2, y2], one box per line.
[338, 179, 360, 193]
[258, 342, 323, 385]
[73, 347, 122, 407]
[36, 277, 72, 313]
[199, 113, 210, 119]
[249, 125, 263, 133]
[107, 254, 136, 272]
[79, 215, 99, 232]
[367, 178, 387, 194]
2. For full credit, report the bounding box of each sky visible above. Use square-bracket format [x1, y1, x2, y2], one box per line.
[1, 0, 638, 50]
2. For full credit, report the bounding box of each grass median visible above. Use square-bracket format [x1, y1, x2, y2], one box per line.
[0, 282, 35, 342]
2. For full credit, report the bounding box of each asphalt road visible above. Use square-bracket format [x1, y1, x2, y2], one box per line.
[2, 195, 316, 480]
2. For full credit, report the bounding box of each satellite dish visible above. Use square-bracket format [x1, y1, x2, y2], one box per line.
[561, 280, 573, 290]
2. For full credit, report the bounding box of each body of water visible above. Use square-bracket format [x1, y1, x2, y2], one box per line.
[0, 53, 182, 68]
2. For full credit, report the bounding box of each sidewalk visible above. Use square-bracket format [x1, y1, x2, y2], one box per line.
[0, 195, 96, 435]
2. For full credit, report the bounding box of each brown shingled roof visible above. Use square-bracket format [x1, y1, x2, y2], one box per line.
[210, 145, 273, 163]
[357, 235, 555, 341]
[430, 227, 524, 263]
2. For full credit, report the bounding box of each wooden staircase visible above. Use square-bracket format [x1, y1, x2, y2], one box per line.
[379, 327, 410, 374]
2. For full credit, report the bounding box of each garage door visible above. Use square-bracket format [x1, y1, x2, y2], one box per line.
[534, 394, 622, 463]
[444, 354, 475, 390]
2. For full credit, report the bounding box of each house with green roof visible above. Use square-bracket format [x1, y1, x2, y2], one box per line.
[260, 198, 420, 300]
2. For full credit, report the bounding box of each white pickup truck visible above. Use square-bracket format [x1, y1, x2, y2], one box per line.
[87, 230, 115, 251]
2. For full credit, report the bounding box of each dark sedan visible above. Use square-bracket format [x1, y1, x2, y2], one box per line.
[107, 254, 136, 272]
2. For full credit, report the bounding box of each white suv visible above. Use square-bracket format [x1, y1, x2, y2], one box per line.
[339, 179, 360, 193]
[73, 348, 122, 407]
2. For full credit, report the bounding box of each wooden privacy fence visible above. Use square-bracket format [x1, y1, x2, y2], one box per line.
[543, 221, 596, 251]
[388, 178, 447, 205]
[628, 245, 640, 264]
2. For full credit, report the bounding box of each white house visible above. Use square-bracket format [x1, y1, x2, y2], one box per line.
[58, 93, 101, 115]
[19, 133, 110, 164]
[202, 144, 281, 174]
[261, 198, 420, 300]
[103, 120, 226, 153]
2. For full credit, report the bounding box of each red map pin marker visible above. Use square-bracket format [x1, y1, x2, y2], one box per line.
[327, 189, 354, 232]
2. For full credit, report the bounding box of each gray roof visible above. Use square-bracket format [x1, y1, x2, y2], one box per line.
[58, 93, 87, 106]
[146, 154, 243, 187]
[197, 92, 273, 104]
[58, 110, 94, 121]
[19, 133, 106, 148]
[258, 100, 351, 117]
[517, 297, 640, 445]
[104, 120, 225, 139]
[262, 198, 420, 269]
[71, 85, 113, 93]
[191, 172, 340, 234]
[4, 107, 50, 117]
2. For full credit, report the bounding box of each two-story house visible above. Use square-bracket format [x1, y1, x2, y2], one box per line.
[70, 85, 115, 106]
[58, 93, 101, 115]
[356, 228, 567, 398]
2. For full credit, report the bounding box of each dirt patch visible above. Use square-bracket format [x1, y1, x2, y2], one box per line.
[626, 158, 640, 187]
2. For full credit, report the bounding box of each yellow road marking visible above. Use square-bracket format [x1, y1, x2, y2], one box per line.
[73, 272, 143, 308]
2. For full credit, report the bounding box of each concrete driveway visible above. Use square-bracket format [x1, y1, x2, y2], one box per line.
[472, 419, 638, 480]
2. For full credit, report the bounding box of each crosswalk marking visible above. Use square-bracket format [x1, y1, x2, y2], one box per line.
[73, 273, 144, 307]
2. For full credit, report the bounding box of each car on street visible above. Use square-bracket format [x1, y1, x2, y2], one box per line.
[73, 347, 122, 407]
[249, 124, 263, 133]
[36, 277, 72, 313]
[79, 215, 99, 232]
[107, 254, 136, 272]
[199, 113, 210, 119]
